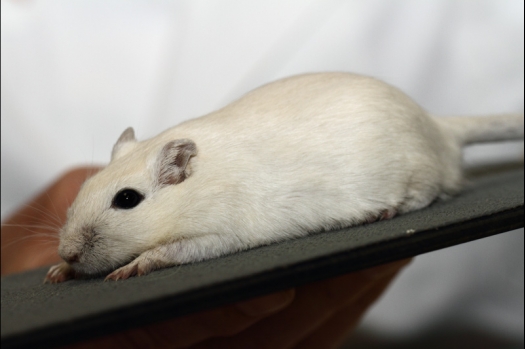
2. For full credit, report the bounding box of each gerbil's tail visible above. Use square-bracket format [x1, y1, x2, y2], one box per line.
[436, 113, 524, 146]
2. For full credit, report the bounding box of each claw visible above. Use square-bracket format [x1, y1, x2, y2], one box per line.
[44, 262, 75, 284]
[365, 208, 397, 224]
[105, 262, 139, 281]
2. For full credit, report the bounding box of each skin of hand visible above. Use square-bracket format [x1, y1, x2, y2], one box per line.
[1, 167, 412, 349]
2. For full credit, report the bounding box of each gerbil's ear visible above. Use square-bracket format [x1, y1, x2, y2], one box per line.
[111, 127, 136, 161]
[157, 139, 198, 186]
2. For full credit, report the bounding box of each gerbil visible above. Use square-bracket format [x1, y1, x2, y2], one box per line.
[44, 72, 524, 283]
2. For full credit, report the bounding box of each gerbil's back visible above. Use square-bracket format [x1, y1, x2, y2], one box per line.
[175, 73, 438, 150]
[175, 73, 452, 178]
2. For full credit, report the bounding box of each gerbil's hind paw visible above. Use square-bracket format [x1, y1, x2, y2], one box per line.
[44, 262, 75, 283]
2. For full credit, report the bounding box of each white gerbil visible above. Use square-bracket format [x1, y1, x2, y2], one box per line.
[44, 72, 524, 283]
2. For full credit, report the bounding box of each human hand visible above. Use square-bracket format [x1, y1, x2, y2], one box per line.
[1, 167, 411, 349]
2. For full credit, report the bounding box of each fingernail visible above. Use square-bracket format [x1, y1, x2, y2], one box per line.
[235, 289, 295, 317]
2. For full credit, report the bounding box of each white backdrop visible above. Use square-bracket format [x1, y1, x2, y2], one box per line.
[1, 0, 523, 347]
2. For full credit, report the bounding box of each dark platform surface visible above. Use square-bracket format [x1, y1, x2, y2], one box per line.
[2, 167, 524, 349]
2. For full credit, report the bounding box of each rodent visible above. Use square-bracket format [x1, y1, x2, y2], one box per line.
[44, 72, 524, 283]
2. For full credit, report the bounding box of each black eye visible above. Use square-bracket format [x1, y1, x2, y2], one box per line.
[112, 189, 144, 209]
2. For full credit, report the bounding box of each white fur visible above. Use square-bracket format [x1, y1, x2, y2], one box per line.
[46, 72, 524, 281]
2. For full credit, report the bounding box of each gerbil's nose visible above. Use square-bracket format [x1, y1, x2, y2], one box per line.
[64, 253, 80, 264]
[61, 251, 81, 264]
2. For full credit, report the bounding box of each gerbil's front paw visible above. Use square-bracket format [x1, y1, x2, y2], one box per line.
[105, 258, 155, 281]
[365, 208, 397, 224]
[105, 244, 180, 281]
[44, 262, 75, 283]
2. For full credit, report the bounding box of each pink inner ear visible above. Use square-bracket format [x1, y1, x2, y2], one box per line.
[157, 139, 197, 186]
[158, 165, 185, 186]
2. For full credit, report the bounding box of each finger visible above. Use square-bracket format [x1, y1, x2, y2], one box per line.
[195, 259, 412, 349]
[66, 289, 295, 349]
[1, 166, 102, 274]
[292, 269, 403, 349]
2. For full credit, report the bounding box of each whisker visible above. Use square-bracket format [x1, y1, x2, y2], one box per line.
[1, 223, 61, 232]
[1, 234, 60, 249]
[1, 223, 60, 249]
[4, 212, 63, 231]
[44, 191, 63, 227]
[17, 202, 64, 226]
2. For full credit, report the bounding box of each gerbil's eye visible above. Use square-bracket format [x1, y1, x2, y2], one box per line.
[112, 189, 144, 210]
